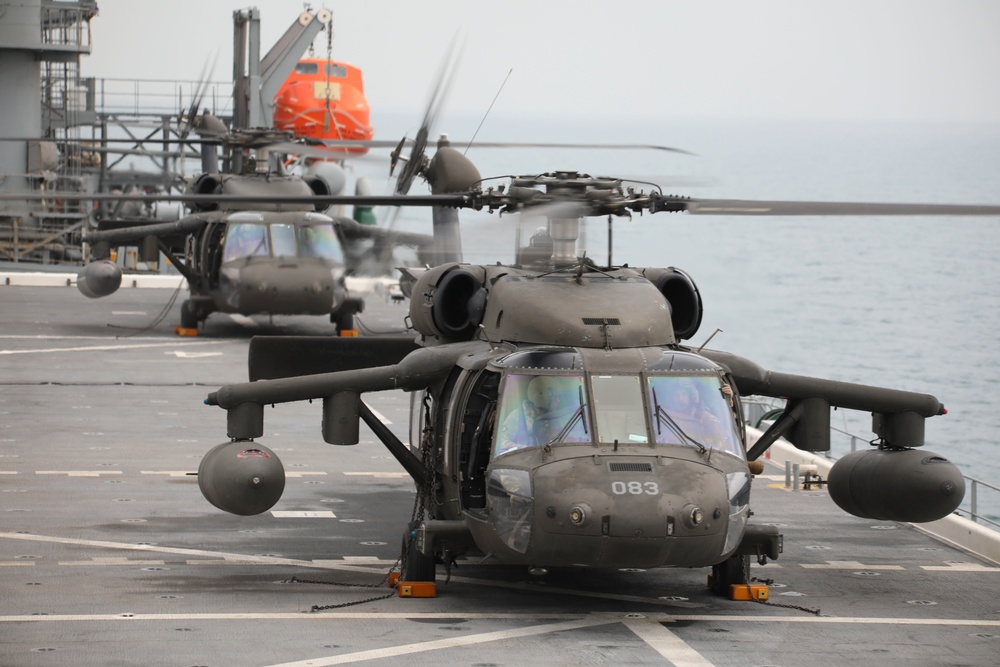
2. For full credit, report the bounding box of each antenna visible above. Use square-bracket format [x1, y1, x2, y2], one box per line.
[465, 68, 513, 155]
[607, 215, 613, 268]
[696, 328, 723, 353]
[478, 323, 498, 350]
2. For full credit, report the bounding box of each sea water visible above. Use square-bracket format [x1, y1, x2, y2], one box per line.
[367, 113, 1000, 522]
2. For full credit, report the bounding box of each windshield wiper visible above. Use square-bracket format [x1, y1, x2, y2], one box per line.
[652, 388, 707, 455]
[543, 388, 589, 448]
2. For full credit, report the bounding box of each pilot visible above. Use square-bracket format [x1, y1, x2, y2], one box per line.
[299, 226, 320, 258]
[664, 379, 723, 445]
[525, 376, 588, 446]
[495, 375, 588, 455]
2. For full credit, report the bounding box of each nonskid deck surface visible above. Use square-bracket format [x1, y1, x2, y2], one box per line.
[1, 285, 998, 667]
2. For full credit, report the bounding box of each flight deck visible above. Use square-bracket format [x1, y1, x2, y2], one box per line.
[1, 282, 999, 667]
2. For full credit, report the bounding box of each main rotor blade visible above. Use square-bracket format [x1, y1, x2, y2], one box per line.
[312, 138, 693, 155]
[676, 198, 1000, 216]
[393, 34, 463, 195]
[0, 191, 470, 208]
[9, 189, 999, 219]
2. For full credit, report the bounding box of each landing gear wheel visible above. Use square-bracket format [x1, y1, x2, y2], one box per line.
[180, 299, 200, 330]
[334, 311, 354, 335]
[710, 553, 750, 596]
[400, 520, 436, 583]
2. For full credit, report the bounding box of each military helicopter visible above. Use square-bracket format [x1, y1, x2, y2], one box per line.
[192, 135, 1000, 597]
[73, 122, 437, 334]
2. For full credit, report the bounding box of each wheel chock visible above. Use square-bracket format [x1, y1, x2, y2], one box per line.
[397, 581, 437, 598]
[729, 584, 769, 601]
[387, 571, 436, 597]
[174, 326, 199, 337]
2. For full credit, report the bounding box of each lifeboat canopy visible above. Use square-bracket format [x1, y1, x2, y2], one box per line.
[273, 58, 374, 154]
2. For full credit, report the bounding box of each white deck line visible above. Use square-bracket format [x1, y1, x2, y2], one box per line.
[0, 271, 187, 289]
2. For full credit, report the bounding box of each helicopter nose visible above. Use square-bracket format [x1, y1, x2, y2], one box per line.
[233, 261, 336, 314]
[526, 455, 730, 568]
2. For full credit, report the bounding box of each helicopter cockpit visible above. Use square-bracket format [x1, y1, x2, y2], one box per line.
[213, 211, 348, 315]
[489, 351, 744, 461]
[221, 212, 346, 264]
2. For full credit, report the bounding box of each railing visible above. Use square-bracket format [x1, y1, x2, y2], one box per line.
[40, 1, 96, 50]
[741, 397, 1000, 530]
[92, 77, 233, 119]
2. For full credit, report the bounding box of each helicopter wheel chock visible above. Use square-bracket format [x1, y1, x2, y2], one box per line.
[332, 297, 364, 337]
[177, 299, 201, 335]
[708, 552, 752, 597]
[395, 520, 437, 597]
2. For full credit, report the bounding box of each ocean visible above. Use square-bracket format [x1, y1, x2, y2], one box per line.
[361, 113, 1000, 522]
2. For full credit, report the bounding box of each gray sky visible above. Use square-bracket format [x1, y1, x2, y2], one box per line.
[83, 0, 1000, 124]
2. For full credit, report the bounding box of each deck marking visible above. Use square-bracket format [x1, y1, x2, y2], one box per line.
[443, 573, 710, 609]
[261, 616, 613, 667]
[623, 616, 715, 667]
[0, 340, 226, 355]
[35, 470, 123, 477]
[170, 351, 223, 358]
[138, 471, 328, 478]
[2, 612, 1000, 626]
[801, 560, 905, 570]
[343, 472, 409, 479]
[0, 561, 35, 567]
[270, 511, 337, 518]
[58, 557, 165, 566]
[0, 612, 585, 622]
[140, 471, 196, 477]
[921, 562, 1000, 572]
[0, 531, 385, 574]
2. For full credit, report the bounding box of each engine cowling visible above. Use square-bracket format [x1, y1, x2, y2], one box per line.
[640, 267, 703, 340]
[188, 173, 224, 212]
[827, 447, 964, 522]
[76, 259, 122, 298]
[408, 263, 487, 341]
[198, 441, 285, 516]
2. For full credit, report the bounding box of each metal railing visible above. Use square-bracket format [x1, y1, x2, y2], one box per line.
[91, 77, 233, 119]
[742, 397, 1000, 530]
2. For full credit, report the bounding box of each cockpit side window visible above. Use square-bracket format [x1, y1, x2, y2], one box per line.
[591, 374, 647, 444]
[493, 373, 589, 457]
[647, 375, 744, 458]
[221, 223, 269, 262]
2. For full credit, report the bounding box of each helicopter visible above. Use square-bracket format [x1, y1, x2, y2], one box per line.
[191, 135, 1000, 597]
[73, 122, 438, 335]
[59, 5, 437, 334]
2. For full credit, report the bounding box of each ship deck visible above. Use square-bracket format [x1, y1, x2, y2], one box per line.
[1, 280, 999, 667]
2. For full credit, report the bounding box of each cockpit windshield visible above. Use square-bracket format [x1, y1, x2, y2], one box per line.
[222, 223, 269, 262]
[591, 375, 648, 444]
[493, 373, 589, 457]
[489, 367, 745, 461]
[222, 222, 344, 263]
[647, 375, 743, 458]
[297, 224, 343, 262]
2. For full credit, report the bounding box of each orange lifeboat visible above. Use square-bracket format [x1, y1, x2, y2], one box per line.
[273, 58, 373, 154]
